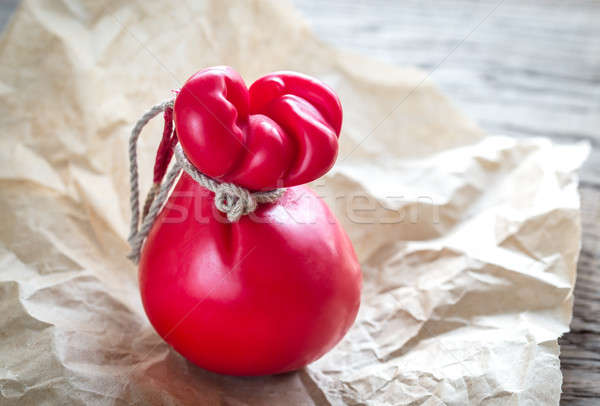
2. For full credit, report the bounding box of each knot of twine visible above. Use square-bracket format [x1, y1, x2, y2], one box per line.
[127, 98, 284, 264]
[173, 143, 284, 223]
[215, 184, 257, 219]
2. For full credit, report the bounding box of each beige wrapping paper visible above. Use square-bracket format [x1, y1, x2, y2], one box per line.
[0, 0, 590, 405]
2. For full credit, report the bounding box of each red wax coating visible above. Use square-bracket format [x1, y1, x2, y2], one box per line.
[139, 177, 362, 376]
[173, 66, 342, 191]
[152, 107, 176, 184]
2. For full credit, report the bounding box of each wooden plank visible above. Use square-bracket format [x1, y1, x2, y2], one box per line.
[290, 0, 600, 403]
[1, 0, 598, 402]
[0, 0, 18, 32]
[561, 185, 600, 403]
[292, 0, 600, 183]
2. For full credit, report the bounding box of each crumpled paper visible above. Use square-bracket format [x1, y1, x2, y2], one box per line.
[0, 0, 589, 405]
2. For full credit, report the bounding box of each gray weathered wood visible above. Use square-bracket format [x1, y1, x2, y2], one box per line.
[1, 0, 598, 403]
[289, 0, 600, 403]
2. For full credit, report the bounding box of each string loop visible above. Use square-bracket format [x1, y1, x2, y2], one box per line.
[127, 99, 284, 264]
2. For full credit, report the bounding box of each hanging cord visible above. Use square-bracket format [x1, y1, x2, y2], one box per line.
[127, 99, 174, 246]
[127, 99, 285, 264]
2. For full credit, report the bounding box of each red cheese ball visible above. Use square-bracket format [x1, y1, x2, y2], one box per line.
[139, 177, 362, 376]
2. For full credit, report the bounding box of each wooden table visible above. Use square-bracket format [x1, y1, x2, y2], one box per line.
[1, 0, 598, 403]
[289, 1, 600, 403]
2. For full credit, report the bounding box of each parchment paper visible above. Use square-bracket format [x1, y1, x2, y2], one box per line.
[0, 0, 590, 405]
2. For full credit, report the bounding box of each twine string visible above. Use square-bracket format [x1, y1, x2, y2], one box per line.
[128, 99, 175, 244]
[127, 98, 284, 264]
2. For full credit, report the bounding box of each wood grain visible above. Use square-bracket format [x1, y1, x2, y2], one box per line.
[289, 0, 600, 404]
[1, 0, 598, 403]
